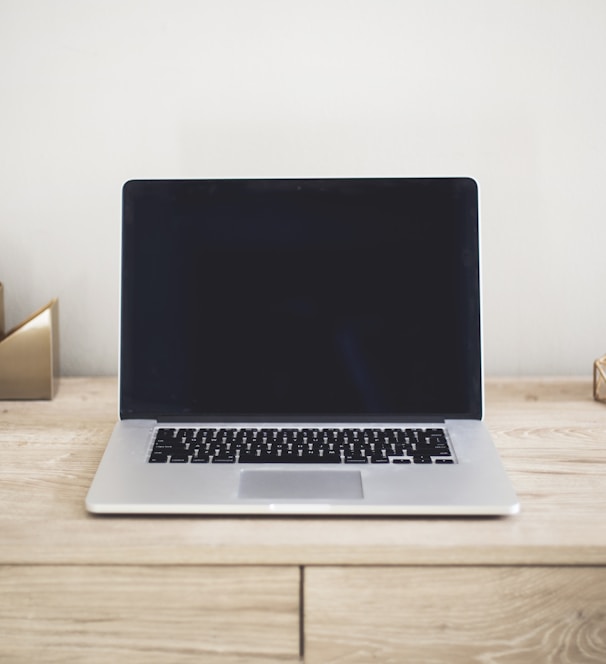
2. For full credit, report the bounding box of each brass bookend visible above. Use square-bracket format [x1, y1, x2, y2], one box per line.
[0, 283, 60, 399]
[594, 354, 606, 403]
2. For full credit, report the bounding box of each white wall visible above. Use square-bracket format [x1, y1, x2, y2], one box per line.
[1, 0, 605, 376]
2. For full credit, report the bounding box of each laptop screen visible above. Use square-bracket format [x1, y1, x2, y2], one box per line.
[120, 178, 481, 421]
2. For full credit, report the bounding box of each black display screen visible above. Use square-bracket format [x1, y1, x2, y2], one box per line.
[120, 178, 481, 421]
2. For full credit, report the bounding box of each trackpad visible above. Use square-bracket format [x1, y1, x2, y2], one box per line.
[238, 470, 363, 500]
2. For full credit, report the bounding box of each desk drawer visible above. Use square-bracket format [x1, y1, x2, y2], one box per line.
[0, 565, 300, 663]
[305, 566, 606, 663]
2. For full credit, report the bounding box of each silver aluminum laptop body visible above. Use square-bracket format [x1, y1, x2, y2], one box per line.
[86, 178, 519, 515]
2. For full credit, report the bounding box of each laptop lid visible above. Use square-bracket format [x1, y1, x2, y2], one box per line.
[119, 178, 481, 423]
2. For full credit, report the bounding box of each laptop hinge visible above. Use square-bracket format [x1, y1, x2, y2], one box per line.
[153, 415, 446, 425]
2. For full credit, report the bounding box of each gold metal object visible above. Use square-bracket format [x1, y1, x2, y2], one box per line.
[0, 283, 60, 399]
[594, 354, 606, 403]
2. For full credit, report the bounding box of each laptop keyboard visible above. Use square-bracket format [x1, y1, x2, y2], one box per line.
[148, 427, 456, 465]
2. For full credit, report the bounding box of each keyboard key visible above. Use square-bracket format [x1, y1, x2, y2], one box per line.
[212, 455, 236, 463]
[345, 456, 368, 464]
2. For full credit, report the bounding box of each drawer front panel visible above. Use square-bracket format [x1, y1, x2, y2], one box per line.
[0, 565, 300, 663]
[305, 566, 606, 663]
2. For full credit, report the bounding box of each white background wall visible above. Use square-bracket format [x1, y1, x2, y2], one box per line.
[1, 0, 605, 376]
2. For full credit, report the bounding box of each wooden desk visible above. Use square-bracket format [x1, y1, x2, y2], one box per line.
[1, 377, 605, 663]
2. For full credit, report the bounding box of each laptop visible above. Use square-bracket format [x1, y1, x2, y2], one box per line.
[86, 177, 519, 515]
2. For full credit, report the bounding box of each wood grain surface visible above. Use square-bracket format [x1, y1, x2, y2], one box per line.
[1, 377, 606, 566]
[305, 566, 606, 664]
[1, 377, 605, 663]
[0, 565, 300, 663]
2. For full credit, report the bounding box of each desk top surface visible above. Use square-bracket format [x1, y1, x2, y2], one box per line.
[1, 377, 605, 566]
